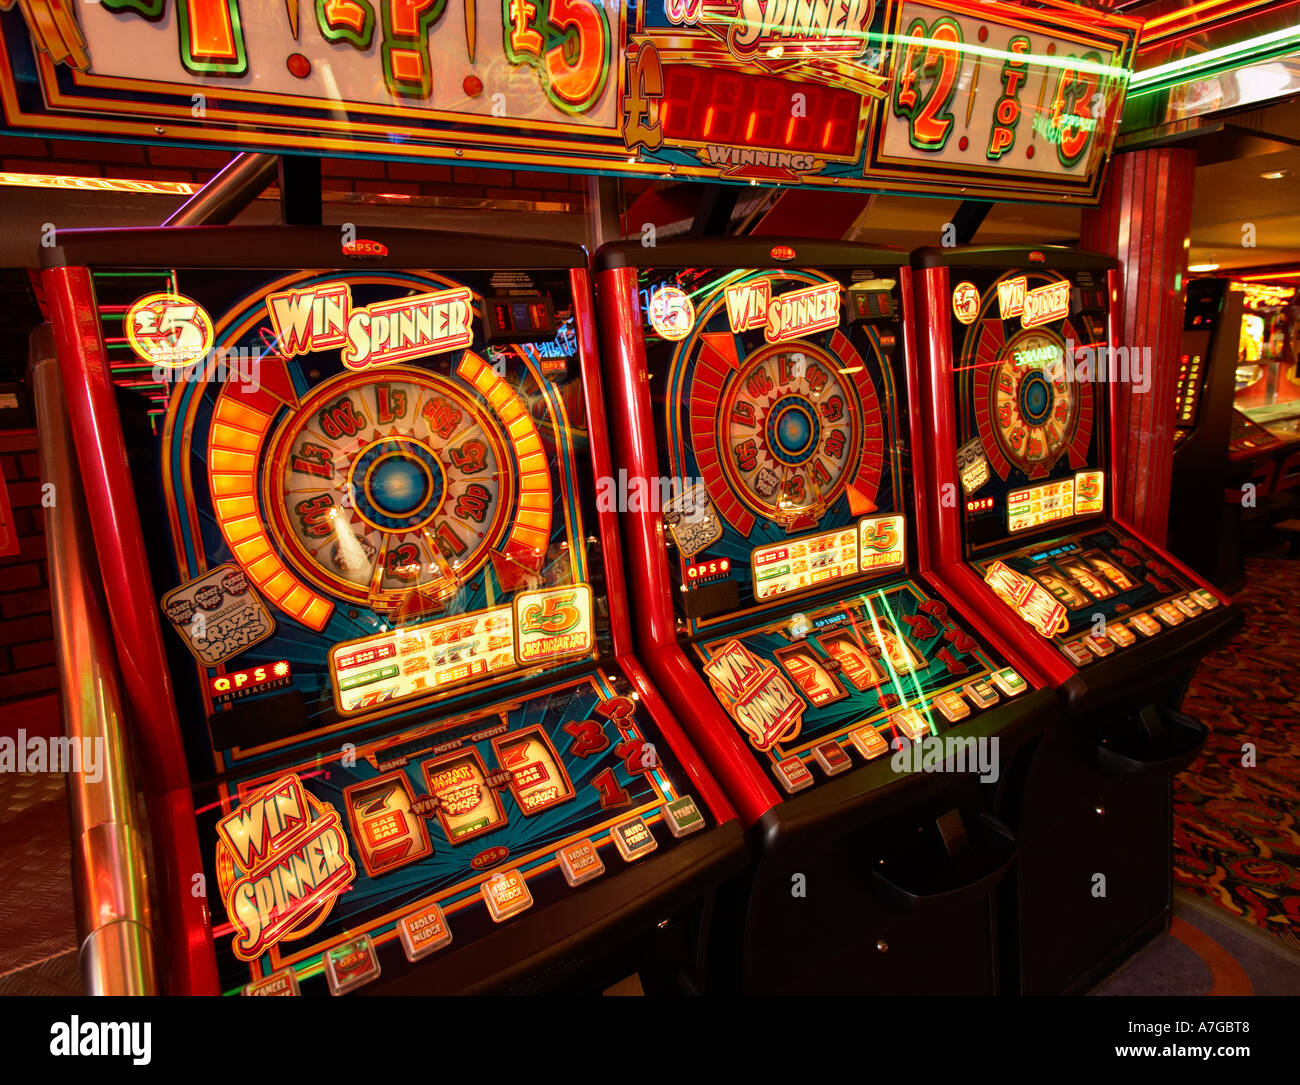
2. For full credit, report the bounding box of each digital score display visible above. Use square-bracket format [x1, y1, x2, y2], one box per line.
[751, 515, 906, 600]
[485, 295, 556, 344]
[659, 65, 862, 159]
[1006, 471, 1103, 534]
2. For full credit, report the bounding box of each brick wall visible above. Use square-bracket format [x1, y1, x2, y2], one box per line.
[0, 430, 55, 706]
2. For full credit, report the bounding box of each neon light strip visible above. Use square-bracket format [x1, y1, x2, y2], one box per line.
[870, 33, 1131, 81]
[1141, 2, 1300, 52]
[1144, 0, 1279, 34]
[1128, 24, 1300, 91]
[0, 171, 197, 194]
[1237, 270, 1300, 281]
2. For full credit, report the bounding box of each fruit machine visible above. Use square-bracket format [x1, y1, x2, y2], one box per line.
[1173, 279, 1243, 456]
[594, 238, 1061, 995]
[1169, 278, 1248, 584]
[911, 245, 1245, 994]
[1170, 279, 1300, 584]
[1232, 281, 1300, 494]
[42, 225, 746, 996]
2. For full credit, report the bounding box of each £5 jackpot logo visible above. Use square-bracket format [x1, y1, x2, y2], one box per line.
[126, 292, 215, 369]
[520, 591, 582, 635]
[952, 282, 979, 325]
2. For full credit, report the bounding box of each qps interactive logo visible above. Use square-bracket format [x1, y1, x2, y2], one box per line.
[342, 238, 388, 261]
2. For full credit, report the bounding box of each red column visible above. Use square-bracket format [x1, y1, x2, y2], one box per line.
[1080, 146, 1196, 540]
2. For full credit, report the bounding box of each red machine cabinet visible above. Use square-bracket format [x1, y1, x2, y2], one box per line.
[41, 226, 745, 995]
[909, 244, 1244, 993]
[595, 237, 1060, 994]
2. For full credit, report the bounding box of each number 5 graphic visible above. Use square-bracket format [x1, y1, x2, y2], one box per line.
[521, 591, 580, 634]
[864, 519, 898, 551]
[125, 292, 213, 368]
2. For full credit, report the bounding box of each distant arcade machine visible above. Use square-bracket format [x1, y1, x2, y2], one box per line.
[1169, 278, 1249, 583]
[1170, 278, 1300, 584]
[1225, 280, 1300, 489]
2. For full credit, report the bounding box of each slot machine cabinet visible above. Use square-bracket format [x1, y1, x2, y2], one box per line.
[1232, 287, 1300, 494]
[1169, 279, 1248, 585]
[1173, 279, 1243, 459]
[595, 239, 1061, 995]
[42, 226, 746, 996]
[911, 245, 1244, 994]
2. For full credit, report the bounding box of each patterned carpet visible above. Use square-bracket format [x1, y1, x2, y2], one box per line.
[1175, 556, 1300, 952]
[0, 770, 78, 993]
[1094, 891, 1300, 995]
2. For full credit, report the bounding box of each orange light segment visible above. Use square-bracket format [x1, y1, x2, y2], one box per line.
[224, 514, 266, 544]
[457, 351, 553, 568]
[213, 495, 258, 520]
[209, 391, 334, 631]
[302, 598, 334, 629]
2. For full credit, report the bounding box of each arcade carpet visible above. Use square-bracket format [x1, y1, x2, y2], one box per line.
[1173, 555, 1300, 954]
[0, 768, 78, 994]
[1093, 891, 1300, 995]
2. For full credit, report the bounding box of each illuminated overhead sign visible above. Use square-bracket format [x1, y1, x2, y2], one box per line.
[0, 0, 1138, 202]
[1241, 283, 1297, 309]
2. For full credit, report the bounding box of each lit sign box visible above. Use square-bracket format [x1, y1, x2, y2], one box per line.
[0, 0, 1138, 202]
